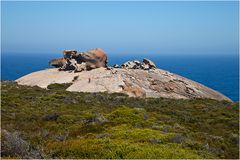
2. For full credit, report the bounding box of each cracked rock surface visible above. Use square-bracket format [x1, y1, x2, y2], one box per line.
[16, 67, 231, 101]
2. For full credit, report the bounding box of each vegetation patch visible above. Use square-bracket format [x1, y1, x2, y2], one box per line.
[1, 81, 239, 159]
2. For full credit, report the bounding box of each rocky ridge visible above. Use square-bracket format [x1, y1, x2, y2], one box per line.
[16, 48, 232, 101]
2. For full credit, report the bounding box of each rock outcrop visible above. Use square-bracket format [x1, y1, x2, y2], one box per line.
[16, 68, 232, 101]
[78, 48, 108, 69]
[16, 48, 231, 101]
[49, 48, 107, 72]
[49, 48, 157, 72]
[48, 58, 66, 68]
[118, 59, 156, 70]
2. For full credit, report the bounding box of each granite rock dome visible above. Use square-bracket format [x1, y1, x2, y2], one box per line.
[16, 48, 231, 101]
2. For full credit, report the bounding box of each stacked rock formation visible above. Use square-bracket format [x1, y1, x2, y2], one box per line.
[111, 58, 156, 70]
[50, 48, 157, 72]
[49, 48, 108, 72]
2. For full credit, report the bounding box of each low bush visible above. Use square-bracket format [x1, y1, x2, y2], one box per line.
[1, 81, 239, 159]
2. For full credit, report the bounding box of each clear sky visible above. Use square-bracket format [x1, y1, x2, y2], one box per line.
[1, 1, 239, 55]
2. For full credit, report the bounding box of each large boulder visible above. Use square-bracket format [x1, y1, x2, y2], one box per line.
[143, 58, 156, 69]
[76, 48, 108, 69]
[49, 48, 108, 72]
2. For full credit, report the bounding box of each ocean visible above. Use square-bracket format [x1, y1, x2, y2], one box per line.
[1, 53, 239, 102]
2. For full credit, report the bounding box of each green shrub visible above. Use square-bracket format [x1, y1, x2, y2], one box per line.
[1, 81, 239, 159]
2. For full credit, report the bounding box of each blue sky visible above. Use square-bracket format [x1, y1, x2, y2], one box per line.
[1, 1, 239, 55]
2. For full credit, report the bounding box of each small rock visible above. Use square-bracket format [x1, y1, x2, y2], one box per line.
[121, 61, 137, 69]
[133, 60, 141, 65]
[106, 66, 113, 70]
[113, 64, 120, 68]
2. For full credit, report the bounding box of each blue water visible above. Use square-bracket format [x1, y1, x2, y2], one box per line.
[1, 53, 239, 101]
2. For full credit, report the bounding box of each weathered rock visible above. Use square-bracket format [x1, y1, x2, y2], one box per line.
[142, 64, 150, 70]
[49, 58, 66, 68]
[113, 64, 120, 68]
[121, 61, 139, 69]
[16, 67, 232, 101]
[76, 48, 108, 70]
[49, 49, 156, 73]
[63, 50, 77, 59]
[75, 62, 87, 72]
[143, 58, 156, 68]
[133, 60, 142, 66]
[120, 59, 156, 70]
[59, 59, 77, 71]
[106, 66, 113, 70]
[49, 48, 108, 72]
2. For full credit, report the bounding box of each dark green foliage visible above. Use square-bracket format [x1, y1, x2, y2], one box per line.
[1, 81, 239, 159]
[47, 83, 72, 90]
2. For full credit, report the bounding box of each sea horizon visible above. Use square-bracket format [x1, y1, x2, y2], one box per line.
[2, 1, 239, 159]
[1, 52, 239, 102]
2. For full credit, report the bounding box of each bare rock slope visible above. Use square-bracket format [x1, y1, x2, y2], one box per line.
[16, 48, 231, 101]
[16, 67, 231, 101]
